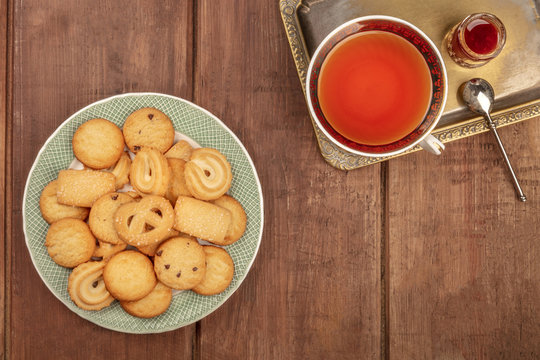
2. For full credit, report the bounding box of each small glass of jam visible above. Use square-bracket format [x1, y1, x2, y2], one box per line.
[446, 13, 506, 68]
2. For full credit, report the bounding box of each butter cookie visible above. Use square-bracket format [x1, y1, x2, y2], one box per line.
[45, 218, 96, 268]
[174, 196, 231, 245]
[154, 237, 206, 290]
[72, 118, 125, 169]
[88, 192, 134, 245]
[212, 195, 247, 245]
[114, 195, 175, 247]
[56, 169, 116, 207]
[39, 180, 89, 224]
[192, 246, 234, 296]
[164, 140, 192, 161]
[130, 147, 170, 196]
[120, 282, 172, 318]
[68, 261, 115, 311]
[123, 107, 174, 154]
[103, 250, 157, 301]
[184, 148, 232, 200]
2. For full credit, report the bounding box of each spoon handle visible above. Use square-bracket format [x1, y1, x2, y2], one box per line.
[484, 113, 527, 202]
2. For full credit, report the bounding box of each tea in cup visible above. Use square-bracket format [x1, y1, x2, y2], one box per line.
[306, 16, 448, 157]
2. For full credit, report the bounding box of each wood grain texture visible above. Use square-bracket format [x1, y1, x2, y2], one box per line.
[388, 118, 540, 359]
[10, 0, 194, 358]
[1, 0, 8, 357]
[194, 1, 381, 359]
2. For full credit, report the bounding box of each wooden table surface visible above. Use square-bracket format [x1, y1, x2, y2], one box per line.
[2, 0, 540, 359]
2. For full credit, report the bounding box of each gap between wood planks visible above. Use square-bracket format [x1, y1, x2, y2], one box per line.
[191, 1, 202, 359]
[380, 161, 390, 360]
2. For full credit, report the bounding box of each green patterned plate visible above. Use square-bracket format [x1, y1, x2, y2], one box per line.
[23, 93, 264, 333]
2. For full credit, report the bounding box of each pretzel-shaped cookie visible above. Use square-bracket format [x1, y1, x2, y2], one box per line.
[184, 148, 232, 200]
[113, 195, 174, 247]
[68, 261, 114, 311]
[130, 147, 170, 196]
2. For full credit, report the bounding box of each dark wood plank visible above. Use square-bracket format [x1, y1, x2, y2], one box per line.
[388, 118, 540, 359]
[11, 0, 194, 358]
[1, 0, 8, 357]
[195, 1, 381, 358]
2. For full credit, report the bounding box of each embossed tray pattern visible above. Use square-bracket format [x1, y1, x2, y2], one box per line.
[280, 0, 540, 170]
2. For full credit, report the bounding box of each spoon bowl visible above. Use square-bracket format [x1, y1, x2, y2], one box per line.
[460, 78, 494, 114]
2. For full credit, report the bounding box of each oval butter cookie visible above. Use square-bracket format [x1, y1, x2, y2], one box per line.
[130, 147, 170, 196]
[165, 158, 191, 205]
[192, 246, 234, 296]
[39, 180, 89, 224]
[91, 240, 127, 261]
[123, 107, 174, 154]
[120, 282, 172, 318]
[103, 250, 157, 301]
[72, 118, 125, 169]
[56, 169, 116, 208]
[103, 151, 132, 190]
[164, 140, 192, 161]
[45, 218, 96, 268]
[88, 192, 134, 245]
[173, 196, 231, 245]
[154, 237, 206, 290]
[212, 195, 247, 245]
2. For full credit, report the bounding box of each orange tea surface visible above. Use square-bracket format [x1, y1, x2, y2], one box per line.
[318, 31, 432, 146]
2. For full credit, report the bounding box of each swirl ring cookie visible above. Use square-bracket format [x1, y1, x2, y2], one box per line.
[123, 107, 175, 154]
[184, 148, 232, 200]
[130, 147, 170, 196]
[68, 261, 115, 311]
[114, 195, 175, 247]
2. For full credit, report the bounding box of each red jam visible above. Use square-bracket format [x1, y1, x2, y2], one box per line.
[464, 19, 499, 55]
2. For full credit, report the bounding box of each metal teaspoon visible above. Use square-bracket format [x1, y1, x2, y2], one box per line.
[460, 78, 527, 202]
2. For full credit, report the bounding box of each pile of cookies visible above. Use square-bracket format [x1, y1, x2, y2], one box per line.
[39, 107, 246, 319]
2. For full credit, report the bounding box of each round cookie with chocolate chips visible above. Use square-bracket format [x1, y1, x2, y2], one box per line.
[154, 236, 206, 290]
[122, 107, 175, 154]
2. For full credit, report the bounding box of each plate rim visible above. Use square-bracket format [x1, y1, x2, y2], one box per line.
[22, 92, 265, 333]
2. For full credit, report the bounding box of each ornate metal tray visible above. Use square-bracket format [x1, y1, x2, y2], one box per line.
[280, 0, 540, 170]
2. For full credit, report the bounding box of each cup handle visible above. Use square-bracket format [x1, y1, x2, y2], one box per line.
[419, 135, 445, 155]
